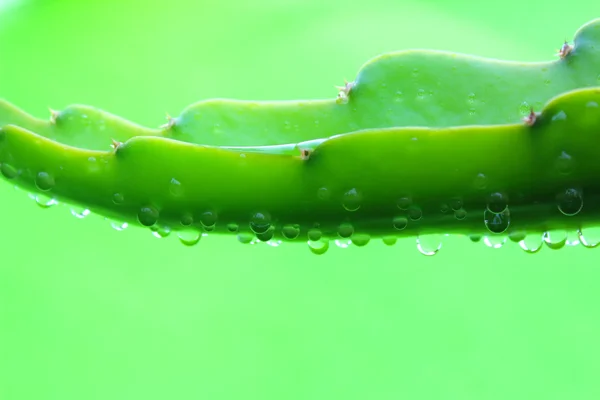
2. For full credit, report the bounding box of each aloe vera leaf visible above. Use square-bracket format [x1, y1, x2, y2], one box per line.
[2, 19, 600, 152]
[1, 87, 599, 247]
[168, 18, 600, 146]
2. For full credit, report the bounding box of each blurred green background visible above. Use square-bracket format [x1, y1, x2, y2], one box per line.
[1, 1, 599, 399]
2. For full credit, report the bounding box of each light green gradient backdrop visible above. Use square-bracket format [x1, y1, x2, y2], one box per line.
[1, 1, 599, 399]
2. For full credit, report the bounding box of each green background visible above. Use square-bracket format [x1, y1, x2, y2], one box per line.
[1, 1, 599, 399]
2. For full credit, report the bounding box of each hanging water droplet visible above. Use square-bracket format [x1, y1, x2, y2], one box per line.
[337, 222, 354, 238]
[508, 231, 526, 242]
[486, 192, 508, 213]
[308, 238, 329, 255]
[35, 171, 55, 191]
[484, 208, 510, 234]
[30, 193, 58, 208]
[543, 230, 567, 250]
[469, 234, 482, 243]
[237, 233, 254, 244]
[0, 163, 18, 179]
[393, 215, 408, 230]
[151, 225, 171, 238]
[351, 233, 370, 247]
[70, 207, 90, 219]
[282, 224, 300, 240]
[110, 221, 128, 231]
[335, 239, 352, 248]
[416, 234, 443, 256]
[138, 205, 159, 227]
[557, 188, 583, 216]
[483, 235, 507, 248]
[250, 211, 271, 234]
[342, 188, 362, 211]
[178, 229, 202, 246]
[382, 236, 397, 246]
[578, 226, 600, 248]
[518, 232, 544, 253]
[169, 178, 184, 197]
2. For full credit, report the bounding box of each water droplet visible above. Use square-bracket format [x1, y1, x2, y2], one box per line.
[543, 78, 551, 85]
[555, 151, 574, 175]
[397, 196, 412, 210]
[483, 235, 507, 248]
[250, 211, 271, 234]
[518, 233, 544, 253]
[178, 229, 202, 246]
[351, 233, 370, 247]
[411, 68, 419, 77]
[0, 163, 18, 179]
[30, 193, 58, 208]
[484, 208, 510, 234]
[342, 188, 362, 211]
[407, 205, 422, 221]
[416, 234, 443, 256]
[440, 203, 450, 213]
[112, 192, 124, 204]
[200, 210, 217, 230]
[282, 224, 300, 240]
[393, 215, 408, 230]
[317, 187, 330, 200]
[454, 208, 467, 220]
[469, 234, 482, 243]
[227, 223, 239, 232]
[543, 230, 567, 250]
[467, 92, 476, 104]
[70, 207, 90, 219]
[35, 171, 55, 191]
[557, 188, 583, 216]
[308, 228, 322, 241]
[416, 89, 426, 98]
[335, 239, 352, 248]
[551, 110, 567, 121]
[382, 236, 397, 246]
[237, 233, 254, 244]
[472, 173, 487, 190]
[256, 226, 275, 242]
[587, 101, 599, 108]
[151, 225, 171, 238]
[338, 222, 354, 238]
[519, 101, 530, 116]
[110, 221, 128, 231]
[394, 91, 404, 102]
[138, 205, 159, 227]
[578, 226, 600, 248]
[486, 192, 508, 213]
[308, 238, 329, 255]
[508, 231, 526, 242]
[169, 178, 184, 197]
[180, 212, 194, 226]
[450, 198, 462, 211]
